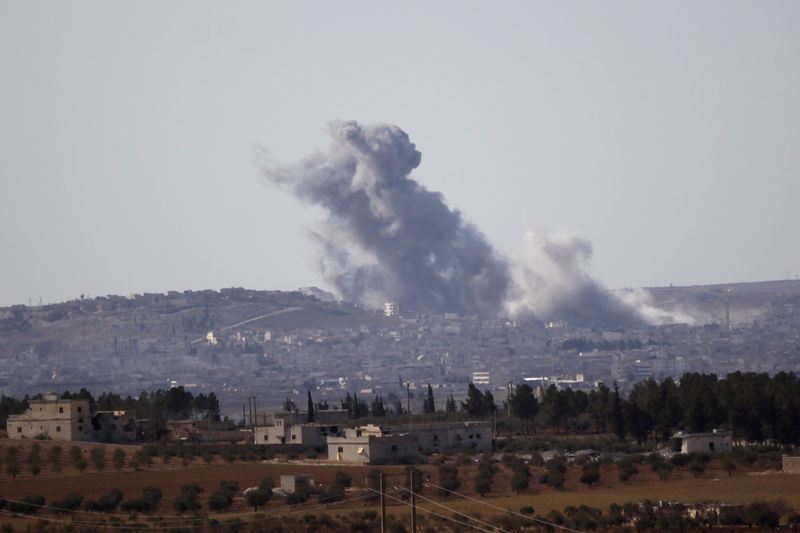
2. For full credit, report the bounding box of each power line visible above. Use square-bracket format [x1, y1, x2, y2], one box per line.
[424, 480, 584, 533]
[393, 485, 509, 533]
[376, 489, 498, 533]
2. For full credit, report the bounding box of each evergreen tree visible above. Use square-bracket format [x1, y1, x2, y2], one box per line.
[423, 384, 435, 413]
[307, 390, 315, 423]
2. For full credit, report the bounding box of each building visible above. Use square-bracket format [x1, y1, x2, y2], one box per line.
[91, 411, 138, 443]
[384, 302, 399, 318]
[327, 425, 422, 464]
[254, 421, 342, 447]
[670, 430, 733, 454]
[6, 393, 92, 441]
[393, 421, 492, 452]
[280, 474, 316, 493]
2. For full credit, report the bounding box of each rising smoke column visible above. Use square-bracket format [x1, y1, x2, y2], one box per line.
[264, 120, 645, 326]
[263, 120, 511, 315]
[505, 231, 644, 327]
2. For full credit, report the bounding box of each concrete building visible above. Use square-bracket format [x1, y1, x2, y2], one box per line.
[670, 430, 733, 454]
[280, 474, 316, 493]
[254, 421, 341, 446]
[393, 421, 492, 452]
[91, 411, 138, 442]
[327, 425, 422, 464]
[6, 393, 92, 441]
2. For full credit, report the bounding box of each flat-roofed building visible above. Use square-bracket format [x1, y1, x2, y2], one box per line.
[6, 393, 92, 441]
[328, 425, 422, 464]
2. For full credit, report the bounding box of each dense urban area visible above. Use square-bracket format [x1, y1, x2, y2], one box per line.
[3, 280, 800, 532]
[1, 280, 799, 416]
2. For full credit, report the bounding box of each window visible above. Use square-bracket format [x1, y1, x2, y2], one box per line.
[709, 442, 715, 451]
[264, 435, 268, 441]
[17, 427, 22, 433]
[476, 433, 481, 439]
[337, 447, 343, 453]
[432, 434, 439, 441]
[56, 426, 61, 432]
[391, 445, 398, 454]
[78, 425, 83, 431]
[78, 418, 83, 424]
[291, 434, 297, 440]
[59, 407, 64, 413]
[77, 406, 82, 413]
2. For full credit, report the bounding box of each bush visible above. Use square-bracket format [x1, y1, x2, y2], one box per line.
[53, 493, 84, 512]
[121, 486, 162, 512]
[173, 485, 203, 513]
[84, 489, 123, 512]
[334, 471, 353, 488]
[7, 495, 45, 514]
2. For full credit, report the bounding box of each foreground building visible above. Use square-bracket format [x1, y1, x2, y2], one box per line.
[328, 425, 422, 464]
[6, 393, 91, 441]
[670, 430, 733, 454]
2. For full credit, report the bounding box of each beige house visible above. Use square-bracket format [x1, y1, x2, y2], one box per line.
[327, 425, 422, 464]
[6, 393, 91, 441]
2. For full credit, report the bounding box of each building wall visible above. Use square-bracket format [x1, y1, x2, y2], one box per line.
[783, 457, 800, 474]
[679, 431, 733, 454]
[7, 398, 91, 441]
[403, 421, 492, 451]
[328, 433, 421, 464]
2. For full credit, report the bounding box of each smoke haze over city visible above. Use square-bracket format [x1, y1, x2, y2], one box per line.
[265, 120, 646, 327]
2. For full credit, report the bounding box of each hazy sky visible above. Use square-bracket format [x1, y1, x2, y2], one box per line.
[2, 1, 798, 308]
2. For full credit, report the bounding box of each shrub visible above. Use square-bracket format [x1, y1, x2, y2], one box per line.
[52, 493, 84, 512]
[84, 488, 123, 512]
[7, 495, 45, 514]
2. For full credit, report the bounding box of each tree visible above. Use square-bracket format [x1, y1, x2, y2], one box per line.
[208, 490, 233, 513]
[511, 470, 530, 495]
[246, 488, 271, 511]
[69, 446, 83, 468]
[580, 464, 600, 488]
[6, 447, 20, 480]
[173, 485, 203, 513]
[438, 464, 460, 498]
[112, 448, 126, 471]
[334, 471, 353, 488]
[445, 394, 457, 413]
[509, 383, 539, 434]
[365, 469, 384, 503]
[371, 395, 387, 417]
[27, 443, 41, 478]
[90, 446, 106, 471]
[307, 390, 315, 423]
[423, 384, 435, 414]
[53, 493, 84, 512]
[49, 445, 63, 473]
[462, 383, 486, 418]
[611, 382, 625, 441]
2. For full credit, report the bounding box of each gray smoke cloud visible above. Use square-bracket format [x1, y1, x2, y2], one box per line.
[263, 120, 646, 326]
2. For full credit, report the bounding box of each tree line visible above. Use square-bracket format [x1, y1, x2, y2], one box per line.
[501, 371, 800, 445]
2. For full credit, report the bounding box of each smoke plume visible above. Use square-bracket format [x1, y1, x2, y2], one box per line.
[263, 120, 645, 326]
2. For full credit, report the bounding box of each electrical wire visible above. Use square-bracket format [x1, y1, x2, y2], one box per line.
[424, 480, 584, 533]
[393, 485, 510, 533]
[376, 489, 499, 533]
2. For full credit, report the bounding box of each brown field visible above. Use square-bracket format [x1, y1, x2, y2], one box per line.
[2, 439, 800, 530]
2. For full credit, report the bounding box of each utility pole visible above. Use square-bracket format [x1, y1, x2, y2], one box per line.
[380, 473, 386, 533]
[410, 469, 417, 533]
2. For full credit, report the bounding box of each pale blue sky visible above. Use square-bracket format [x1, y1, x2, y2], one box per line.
[1, 1, 798, 307]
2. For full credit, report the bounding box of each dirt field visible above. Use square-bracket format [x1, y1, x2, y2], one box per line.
[3, 439, 800, 530]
